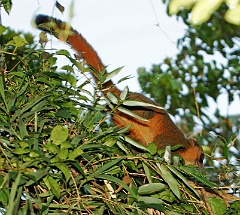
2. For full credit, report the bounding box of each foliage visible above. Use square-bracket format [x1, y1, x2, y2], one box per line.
[0, 0, 12, 14]
[168, 0, 240, 25]
[138, 1, 240, 172]
[0, 1, 239, 214]
[0, 21, 239, 215]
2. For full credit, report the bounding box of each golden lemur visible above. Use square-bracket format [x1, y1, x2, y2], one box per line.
[35, 15, 204, 167]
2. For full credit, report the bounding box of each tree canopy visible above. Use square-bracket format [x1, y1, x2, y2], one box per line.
[139, 0, 240, 168]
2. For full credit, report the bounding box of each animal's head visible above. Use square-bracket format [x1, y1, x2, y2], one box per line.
[177, 138, 204, 167]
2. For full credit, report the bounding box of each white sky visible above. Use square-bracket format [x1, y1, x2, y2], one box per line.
[1, 0, 184, 90]
[1, 0, 240, 115]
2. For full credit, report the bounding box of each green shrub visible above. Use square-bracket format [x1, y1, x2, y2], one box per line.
[0, 25, 239, 215]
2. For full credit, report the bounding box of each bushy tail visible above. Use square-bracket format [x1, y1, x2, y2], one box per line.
[35, 15, 116, 92]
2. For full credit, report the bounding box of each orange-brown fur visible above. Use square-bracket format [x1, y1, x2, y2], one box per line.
[35, 15, 204, 167]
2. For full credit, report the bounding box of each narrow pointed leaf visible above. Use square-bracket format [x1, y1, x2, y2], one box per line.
[123, 100, 164, 110]
[93, 158, 123, 175]
[138, 183, 165, 195]
[103, 66, 123, 84]
[124, 136, 149, 152]
[143, 162, 153, 183]
[44, 176, 61, 199]
[107, 92, 119, 104]
[180, 166, 217, 187]
[117, 107, 149, 122]
[120, 86, 129, 101]
[157, 163, 181, 199]
[167, 165, 200, 198]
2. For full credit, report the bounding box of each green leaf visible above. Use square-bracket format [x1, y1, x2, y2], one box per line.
[44, 176, 61, 199]
[92, 158, 123, 175]
[68, 146, 84, 160]
[103, 137, 117, 147]
[61, 142, 72, 149]
[167, 165, 200, 198]
[55, 163, 71, 182]
[0, 175, 8, 206]
[157, 163, 181, 199]
[29, 151, 40, 158]
[147, 143, 157, 155]
[25, 170, 49, 186]
[0, 25, 7, 34]
[138, 196, 164, 211]
[56, 49, 71, 56]
[117, 75, 133, 84]
[72, 161, 87, 178]
[31, 100, 48, 112]
[0, 189, 8, 206]
[143, 162, 153, 183]
[116, 141, 129, 154]
[2, 0, 12, 14]
[19, 141, 29, 149]
[207, 196, 227, 215]
[124, 136, 149, 151]
[103, 66, 123, 84]
[180, 166, 217, 187]
[0, 74, 6, 109]
[59, 72, 77, 86]
[117, 107, 149, 122]
[13, 148, 30, 155]
[138, 183, 165, 195]
[69, 0, 74, 19]
[229, 200, 240, 210]
[50, 125, 68, 145]
[43, 142, 59, 154]
[120, 86, 129, 101]
[58, 148, 68, 160]
[48, 56, 57, 66]
[19, 117, 27, 139]
[169, 78, 182, 90]
[60, 65, 74, 72]
[107, 92, 119, 104]
[122, 100, 164, 110]
[8, 84, 29, 110]
[11, 94, 52, 121]
[6, 172, 22, 215]
[158, 189, 176, 203]
[12, 35, 28, 47]
[71, 135, 83, 146]
[117, 125, 131, 134]
[55, 109, 72, 119]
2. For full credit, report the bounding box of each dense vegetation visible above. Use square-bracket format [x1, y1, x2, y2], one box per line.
[0, 1, 239, 214]
[139, 0, 240, 178]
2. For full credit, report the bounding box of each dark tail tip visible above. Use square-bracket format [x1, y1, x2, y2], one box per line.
[35, 14, 67, 34]
[35, 14, 60, 33]
[35, 14, 52, 26]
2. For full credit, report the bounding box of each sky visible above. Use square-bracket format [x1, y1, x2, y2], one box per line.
[1, 0, 240, 115]
[1, 0, 184, 90]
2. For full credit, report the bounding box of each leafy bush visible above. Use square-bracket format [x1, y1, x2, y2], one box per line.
[0, 24, 239, 215]
[0, 0, 239, 212]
